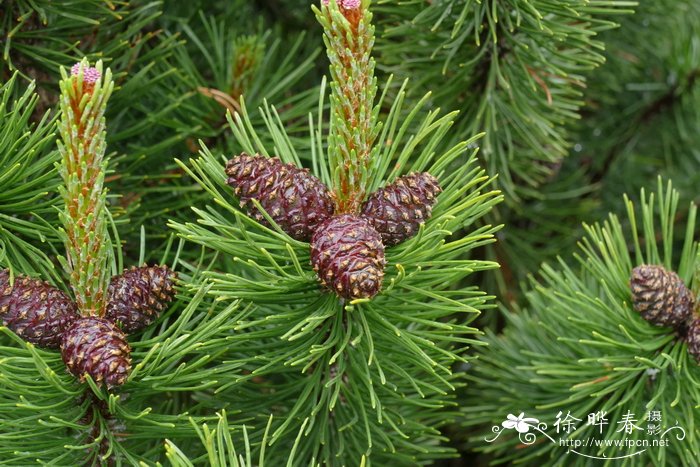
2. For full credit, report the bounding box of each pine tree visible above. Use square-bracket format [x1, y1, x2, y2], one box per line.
[1, 0, 699, 465]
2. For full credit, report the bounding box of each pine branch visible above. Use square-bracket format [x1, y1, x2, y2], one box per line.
[105, 15, 321, 256]
[558, 1, 700, 272]
[165, 413, 282, 466]
[170, 42, 502, 460]
[591, 69, 700, 185]
[56, 60, 113, 316]
[376, 0, 635, 201]
[461, 178, 700, 465]
[315, 0, 380, 213]
[485, 162, 602, 302]
[0, 74, 63, 282]
[0, 256, 254, 463]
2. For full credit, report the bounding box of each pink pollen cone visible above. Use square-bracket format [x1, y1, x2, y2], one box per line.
[322, 0, 361, 8]
[71, 63, 101, 84]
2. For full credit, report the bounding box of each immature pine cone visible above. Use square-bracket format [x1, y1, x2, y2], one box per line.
[0, 269, 78, 348]
[685, 317, 700, 363]
[361, 172, 442, 246]
[310, 214, 386, 299]
[61, 316, 131, 388]
[225, 153, 335, 241]
[630, 265, 694, 327]
[105, 265, 177, 333]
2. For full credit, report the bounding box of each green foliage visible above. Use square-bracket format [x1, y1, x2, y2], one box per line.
[3, 0, 322, 253]
[1, 0, 698, 465]
[485, 161, 601, 303]
[2, 1, 167, 89]
[0, 253, 256, 464]
[0, 74, 61, 282]
[164, 413, 301, 467]
[360, 0, 642, 299]
[376, 0, 636, 201]
[462, 179, 700, 465]
[576, 0, 700, 210]
[169, 70, 502, 462]
[103, 10, 321, 252]
[483, 0, 700, 299]
[122, 12, 319, 163]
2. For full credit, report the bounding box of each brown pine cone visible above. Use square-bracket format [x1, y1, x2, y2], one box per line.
[0, 269, 78, 348]
[630, 265, 694, 328]
[685, 317, 700, 364]
[104, 265, 177, 333]
[361, 172, 442, 246]
[225, 153, 335, 241]
[61, 316, 131, 388]
[310, 214, 385, 300]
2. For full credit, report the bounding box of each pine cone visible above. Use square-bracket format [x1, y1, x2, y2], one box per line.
[361, 172, 442, 246]
[310, 214, 385, 299]
[0, 269, 78, 348]
[225, 153, 335, 241]
[630, 265, 694, 327]
[105, 265, 177, 333]
[685, 317, 700, 363]
[61, 316, 131, 388]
